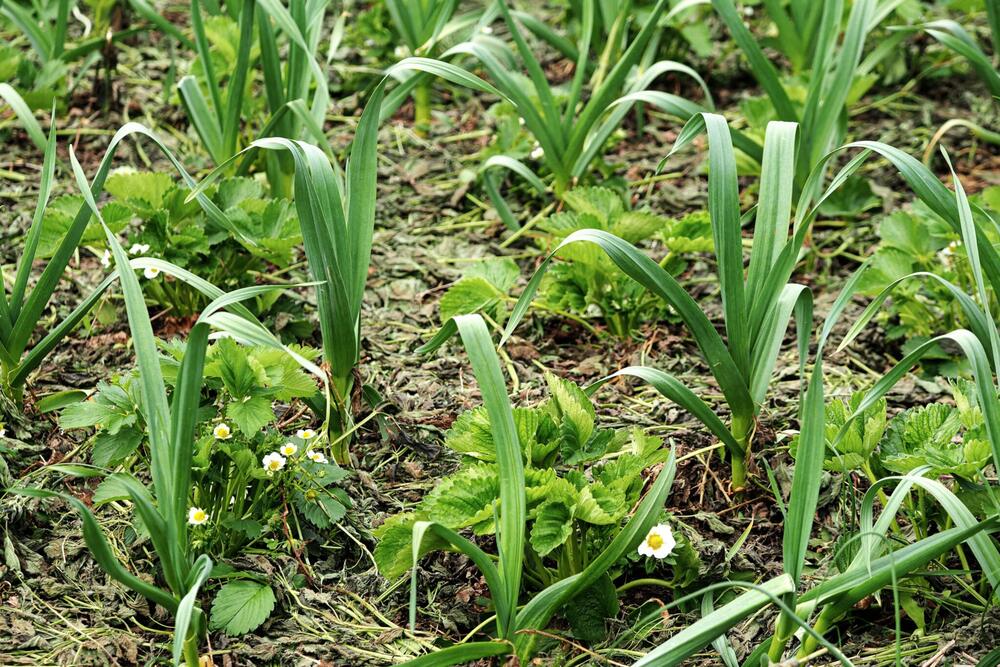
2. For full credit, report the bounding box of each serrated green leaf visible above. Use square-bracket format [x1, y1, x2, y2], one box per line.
[575, 482, 626, 525]
[422, 463, 501, 534]
[530, 500, 574, 556]
[440, 277, 505, 323]
[563, 574, 618, 643]
[92, 428, 144, 467]
[214, 337, 269, 399]
[546, 373, 595, 455]
[295, 490, 346, 529]
[225, 396, 274, 435]
[209, 580, 276, 636]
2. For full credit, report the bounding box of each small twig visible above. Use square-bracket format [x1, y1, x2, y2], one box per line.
[779, 647, 828, 667]
[920, 640, 956, 667]
[279, 492, 316, 588]
[515, 629, 628, 666]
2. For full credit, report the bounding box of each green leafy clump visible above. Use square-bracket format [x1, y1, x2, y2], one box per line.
[879, 382, 991, 481]
[536, 188, 710, 339]
[857, 188, 1000, 373]
[59, 337, 348, 557]
[199, 337, 320, 434]
[85, 169, 303, 317]
[792, 383, 991, 483]
[790, 390, 887, 477]
[59, 376, 145, 468]
[374, 372, 676, 629]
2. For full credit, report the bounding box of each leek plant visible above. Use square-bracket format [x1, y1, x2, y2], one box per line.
[401, 313, 677, 666]
[501, 114, 814, 491]
[190, 82, 386, 463]
[384, 0, 716, 230]
[179, 0, 335, 197]
[1, 0, 190, 120]
[760, 160, 1000, 662]
[13, 145, 322, 666]
[0, 83, 47, 151]
[906, 19, 1000, 98]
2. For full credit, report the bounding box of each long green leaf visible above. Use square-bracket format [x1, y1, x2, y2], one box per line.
[11, 488, 177, 611]
[398, 641, 511, 667]
[633, 575, 795, 666]
[594, 367, 745, 458]
[0, 83, 46, 151]
[500, 229, 754, 421]
[711, 0, 797, 122]
[452, 314, 524, 638]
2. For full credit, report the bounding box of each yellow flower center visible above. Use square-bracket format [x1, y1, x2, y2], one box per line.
[646, 533, 664, 550]
[192, 510, 206, 522]
[268, 461, 280, 470]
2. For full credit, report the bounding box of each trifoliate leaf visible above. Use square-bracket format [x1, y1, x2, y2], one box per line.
[421, 464, 500, 534]
[295, 490, 347, 529]
[210, 580, 276, 636]
[226, 396, 274, 435]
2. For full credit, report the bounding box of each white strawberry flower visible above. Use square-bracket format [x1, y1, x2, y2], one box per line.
[213, 423, 232, 440]
[638, 523, 676, 559]
[296, 428, 316, 440]
[143, 266, 160, 279]
[100, 249, 112, 268]
[280, 442, 298, 457]
[129, 243, 150, 255]
[187, 507, 209, 526]
[262, 452, 287, 474]
[306, 450, 327, 464]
